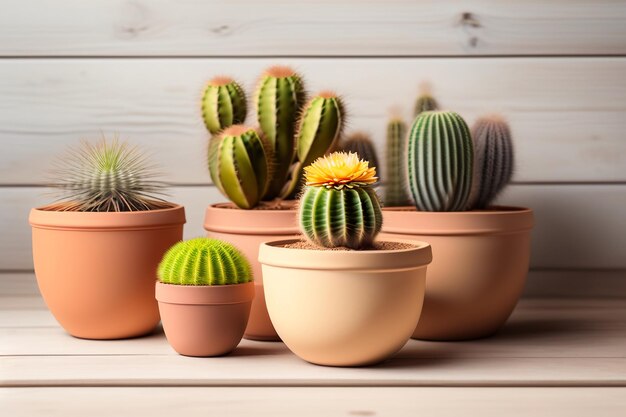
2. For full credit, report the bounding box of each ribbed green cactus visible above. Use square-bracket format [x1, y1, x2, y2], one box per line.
[158, 238, 252, 285]
[384, 118, 412, 207]
[49, 139, 170, 212]
[299, 152, 382, 249]
[339, 132, 380, 174]
[414, 94, 439, 117]
[255, 66, 307, 199]
[209, 125, 270, 209]
[282, 92, 345, 199]
[469, 115, 514, 209]
[201, 77, 248, 135]
[408, 111, 473, 212]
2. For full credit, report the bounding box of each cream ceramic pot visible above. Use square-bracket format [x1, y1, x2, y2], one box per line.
[381, 206, 534, 341]
[259, 239, 432, 367]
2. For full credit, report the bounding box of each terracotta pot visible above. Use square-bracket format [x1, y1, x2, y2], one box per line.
[204, 202, 299, 341]
[155, 281, 254, 357]
[381, 206, 534, 341]
[29, 205, 185, 340]
[259, 239, 432, 367]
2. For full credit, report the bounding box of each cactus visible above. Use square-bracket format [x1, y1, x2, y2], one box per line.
[414, 94, 438, 117]
[282, 91, 345, 199]
[469, 115, 514, 209]
[49, 139, 170, 212]
[255, 66, 307, 199]
[339, 132, 380, 174]
[407, 111, 473, 212]
[201, 77, 248, 135]
[384, 118, 412, 206]
[209, 125, 270, 209]
[158, 238, 252, 285]
[299, 152, 382, 249]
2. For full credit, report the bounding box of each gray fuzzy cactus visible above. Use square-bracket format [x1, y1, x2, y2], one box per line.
[414, 94, 439, 117]
[201, 77, 248, 135]
[255, 66, 307, 199]
[209, 125, 270, 209]
[158, 238, 252, 285]
[384, 118, 412, 206]
[469, 115, 514, 209]
[407, 111, 473, 212]
[339, 132, 380, 173]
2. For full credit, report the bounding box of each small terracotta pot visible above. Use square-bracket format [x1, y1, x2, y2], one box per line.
[381, 206, 534, 341]
[29, 205, 185, 340]
[204, 202, 299, 341]
[259, 239, 432, 367]
[155, 281, 254, 357]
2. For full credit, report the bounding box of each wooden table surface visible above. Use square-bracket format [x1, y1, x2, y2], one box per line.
[1, 273, 625, 416]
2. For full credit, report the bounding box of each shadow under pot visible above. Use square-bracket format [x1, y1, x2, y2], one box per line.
[380, 206, 534, 341]
[29, 206, 186, 340]
[259, 239, 432, 367]
[203, 202, 299, 342]
[155, 282, 255, 357]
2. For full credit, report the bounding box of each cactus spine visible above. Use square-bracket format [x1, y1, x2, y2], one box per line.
[414, 94, 439, 117]
[201, 77, 248, 135]
[158, 238, 252, 285]
[407, 111, 473, 212]
[255, 66, 307, 199]
[339, 132, 380, 174]
[299, 152, 382, 249]
[209, 125, 270, 209]
[469, 115, 514, 209]
[384, 119, 412, 206]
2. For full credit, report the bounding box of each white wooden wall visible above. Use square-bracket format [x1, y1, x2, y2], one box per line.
[0, 1, 625, 296]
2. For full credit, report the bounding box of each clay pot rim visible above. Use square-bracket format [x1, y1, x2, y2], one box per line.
[382, 205, 533, 235]
[29, 204, 186, 231]
[155, 281, 255, 306]
[204, 201, 299, 235]
[259, 238, 432, 271]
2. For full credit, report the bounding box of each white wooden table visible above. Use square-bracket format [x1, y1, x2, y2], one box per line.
[1, 273, 625, 416]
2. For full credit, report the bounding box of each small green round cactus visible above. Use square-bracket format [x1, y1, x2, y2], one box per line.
[384, 118, 412, 207]
[299, 152, 382, 249]
[339, 132, 380, 174]
[158, 238, 252, 285]
[414, 93, 439, 117]
[201, 77, 248, 135]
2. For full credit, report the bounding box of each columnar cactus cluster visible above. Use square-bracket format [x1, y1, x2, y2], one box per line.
[414, 93, 439, 117]
[384, 119, 412, 207]
[339, 132, 380, 174]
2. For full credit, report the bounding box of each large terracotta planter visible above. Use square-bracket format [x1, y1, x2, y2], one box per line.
[259, 239, 432, 367]
[381, 206, 534, 341]
[29, 206, 185, 339]
[156, 281, 254, 357]
[204, 202, 299, 341]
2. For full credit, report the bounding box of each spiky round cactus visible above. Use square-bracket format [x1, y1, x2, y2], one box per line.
[158, 238, 252, 285]
[414, 94, 439, 117]
[282, 92, 345, 199]
[469, 115, 514, 209]
[49, 139, 170, 212]
[339, 132, 380, 173]
[408, 111, 473, 212]
[209, 125, 270, 209]
[384, 118, 412, 207]
[201, 77, 248, 135]
[299, 152, 382, 249]
[255, 66, 307, 199]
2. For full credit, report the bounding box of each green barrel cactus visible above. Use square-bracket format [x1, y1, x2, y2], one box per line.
[158, 238, 252, 285]
[201, 77, 248, 135]
[299, 152, 382, 249]
[407, 111, 473, 212]
[414, 93, 439, 117]
[339, 132, 380, 174]
[384, 118, 412, 207]
[209, 125, 270, 209]
[255, 66, 307, 199]
[469, 115, 514, 209]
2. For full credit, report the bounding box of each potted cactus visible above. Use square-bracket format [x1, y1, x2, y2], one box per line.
[381, 111, 534, 340]
[201, 66, 345, 341]
[259, 152, 432, 366]
[28, 140, 186, 339]
[338, 132, 380, 174]
[156, 238, 255, 357]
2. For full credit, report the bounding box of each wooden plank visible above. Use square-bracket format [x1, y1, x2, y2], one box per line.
[2, 387, 625, 417]
[1, 1, 625, 56]
[0, 58, 625, 184]
[2, 185, 625, 270]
